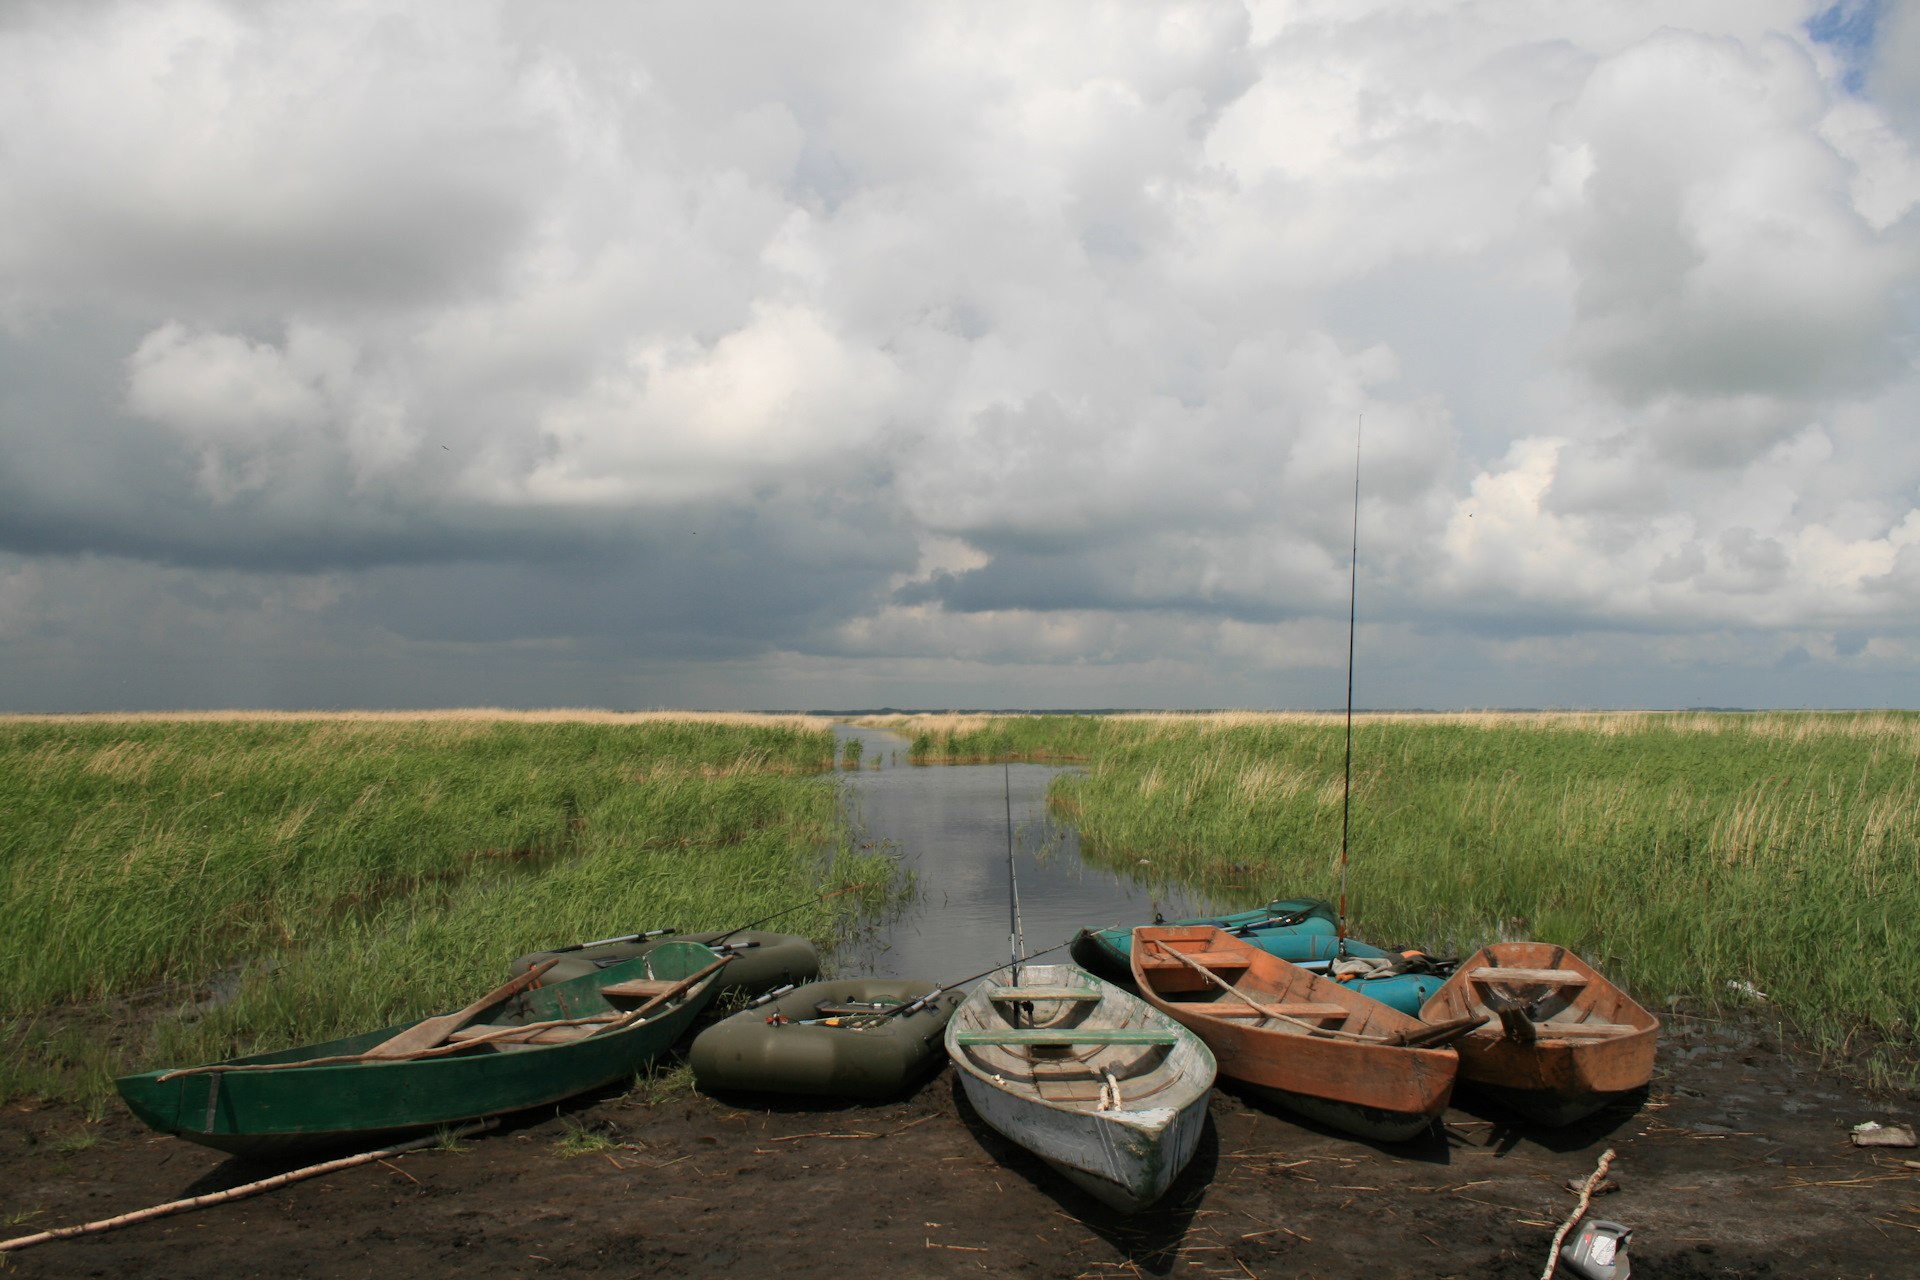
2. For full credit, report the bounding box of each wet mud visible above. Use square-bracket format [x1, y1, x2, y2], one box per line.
[3, 1011, 1915, 1279]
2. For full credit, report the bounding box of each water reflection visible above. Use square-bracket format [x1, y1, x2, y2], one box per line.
[830, 725, 1223, 984]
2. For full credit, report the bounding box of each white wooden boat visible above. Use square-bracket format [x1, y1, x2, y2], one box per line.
[944, 964, 1216, 1212]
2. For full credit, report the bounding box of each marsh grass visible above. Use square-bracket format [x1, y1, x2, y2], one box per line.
[626, 1060, 695, 1106]
[47, 1125, 98, 1155]
[857, 713, 1106, 763]
[0, 715, 893, 1104]
[906, 710, 1920, 1071]
[553, 1116, 619, 1157]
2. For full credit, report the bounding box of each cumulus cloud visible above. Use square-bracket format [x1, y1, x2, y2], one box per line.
[1549, 28, 1909, 409]
[0, 0, 1916, 711]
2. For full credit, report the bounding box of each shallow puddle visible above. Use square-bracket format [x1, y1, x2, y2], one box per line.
[829, 724, 1222, 985]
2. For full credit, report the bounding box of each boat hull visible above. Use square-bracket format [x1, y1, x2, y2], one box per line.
[946, 965, 1215, 1212]
[1420, 942, 1658, 1127]
[1132, 926, 1456, 1143]
[116, 942, 725, 1157]
[690, 978, 964, 1100]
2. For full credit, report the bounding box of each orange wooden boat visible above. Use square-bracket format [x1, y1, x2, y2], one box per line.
[1130, 925, 1460, 1142]
[1419, 942, 1658, 1127]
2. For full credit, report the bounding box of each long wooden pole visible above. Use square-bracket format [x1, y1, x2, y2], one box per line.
[1541, 1148, 1618, 1279]
[0, 1120, 498, 1254]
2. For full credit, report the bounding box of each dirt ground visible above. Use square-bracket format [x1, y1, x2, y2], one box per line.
[3, 1012, 1916, 1280]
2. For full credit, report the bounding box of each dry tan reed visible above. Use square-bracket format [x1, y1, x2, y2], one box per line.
[1, 707, 833, 730]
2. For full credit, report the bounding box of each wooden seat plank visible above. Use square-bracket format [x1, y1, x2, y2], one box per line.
[954, 1028, 1180, 1047]
[1468, 967, 1589, 988]
[599, 979, 680, 1000]
[1135, 949, 1253, 970]
[1532, 1022, 1639, 1038]
[987, 987, 1102, 1003]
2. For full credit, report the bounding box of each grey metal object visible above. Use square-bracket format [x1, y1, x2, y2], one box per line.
[1558, 1219, 1631, 1279]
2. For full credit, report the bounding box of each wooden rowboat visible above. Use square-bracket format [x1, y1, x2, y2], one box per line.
[945, 964, 1215, 1212]
[1070, 898, 1341, 981]
[116, 942, 729, 1157]
[690, 977, 965, 1100]
[1130, 926, 1461, 1142]
[1418, 942, 1658, 1127]
[1072, 901, 1452, 1015]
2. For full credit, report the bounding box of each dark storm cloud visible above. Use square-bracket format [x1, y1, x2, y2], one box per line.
[1, 1, 1918, 713]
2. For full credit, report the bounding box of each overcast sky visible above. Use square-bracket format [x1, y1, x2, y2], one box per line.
[1, 1, 1916, 712]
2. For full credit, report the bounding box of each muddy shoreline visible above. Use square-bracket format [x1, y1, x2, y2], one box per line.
[3, 1012, 1915, 1279]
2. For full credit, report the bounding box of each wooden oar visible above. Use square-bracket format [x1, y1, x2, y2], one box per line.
[1146, 942, 1389, 1043]
[1392, 1012, 1496, 1049]
[361, 959, 561, 1059]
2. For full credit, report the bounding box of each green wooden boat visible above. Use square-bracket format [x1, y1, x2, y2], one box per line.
[508, 929, 820, 997]
[116, 941, 726, 1157]
[689, 978, 965, 1100]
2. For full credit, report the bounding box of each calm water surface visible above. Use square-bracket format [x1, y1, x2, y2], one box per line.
[830, 725, 1224, 985]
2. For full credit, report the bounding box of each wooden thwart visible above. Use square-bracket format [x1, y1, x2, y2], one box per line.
[1135, 948, 1253, 971]
[987, 987, 1103, 1003]
[599, 978, 681, 1000]
[954, 1027, 1179, 1047]
[1469, 967, 1588, 988]
[1529, 1022, 1638, 1039]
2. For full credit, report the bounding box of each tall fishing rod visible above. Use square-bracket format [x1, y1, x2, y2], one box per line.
[1337, 414, 1362, 961]
[711, 882, 871, 947]
[551, 883, 870, 954]
[764, 938, 1079, 1020]
[1006, 763, 1025, 991]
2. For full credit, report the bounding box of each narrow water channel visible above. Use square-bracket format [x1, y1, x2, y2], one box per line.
[830, 725, 1223, 985]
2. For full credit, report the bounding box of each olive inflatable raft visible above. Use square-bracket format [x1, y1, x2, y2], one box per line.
[690, 978, 964, 1100]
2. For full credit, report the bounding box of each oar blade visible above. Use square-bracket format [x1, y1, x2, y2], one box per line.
[362, 959, 559, 1059]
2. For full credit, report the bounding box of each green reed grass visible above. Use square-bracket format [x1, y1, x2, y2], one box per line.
[918, 711, 1920, 1066]
[857, 712, 1106, 763]
[0, 716, 895, 1103]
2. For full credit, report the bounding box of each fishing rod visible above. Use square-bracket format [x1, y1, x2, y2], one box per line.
[710, 882, 872, 947]
[1337, 414, 1362, 962]
[549, 883, 870, 955]
[1006, 763, 1025, 992]
[766, 938, 1078, 1022]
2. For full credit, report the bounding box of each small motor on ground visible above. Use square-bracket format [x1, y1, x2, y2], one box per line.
[1559, 1219, 1630, 1279]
